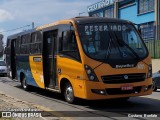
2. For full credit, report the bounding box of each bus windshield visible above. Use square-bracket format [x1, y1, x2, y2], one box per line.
[78, 23, 147, 62]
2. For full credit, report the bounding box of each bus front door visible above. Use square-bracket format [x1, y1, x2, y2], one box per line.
[43, 30, 58, 89]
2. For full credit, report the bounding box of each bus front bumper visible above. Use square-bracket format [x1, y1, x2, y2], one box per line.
[82, 78, 152, 100]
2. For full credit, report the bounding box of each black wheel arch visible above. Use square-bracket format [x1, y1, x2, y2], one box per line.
[60, 78, 71, 94]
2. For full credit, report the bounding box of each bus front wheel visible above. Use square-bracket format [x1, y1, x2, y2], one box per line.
[64, 82, 75, 104]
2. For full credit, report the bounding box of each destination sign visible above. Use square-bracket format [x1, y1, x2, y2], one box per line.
[85, 25, 127, 32]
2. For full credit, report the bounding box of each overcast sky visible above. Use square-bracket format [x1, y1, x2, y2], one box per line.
[0, 0, 98, 43]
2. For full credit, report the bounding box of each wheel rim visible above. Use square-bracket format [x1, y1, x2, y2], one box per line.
[65, 85, 73, 102]
[22, 78, 27, 89]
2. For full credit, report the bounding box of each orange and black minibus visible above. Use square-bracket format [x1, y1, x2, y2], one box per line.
[6, 17, 152, 103]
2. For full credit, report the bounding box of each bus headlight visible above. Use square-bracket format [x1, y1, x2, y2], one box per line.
[84, 65, 99, 82]
[147, 64, 152, 78]
[87, 69, 92, 74]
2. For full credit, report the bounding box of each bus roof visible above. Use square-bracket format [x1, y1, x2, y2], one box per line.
[7, 17, 132, 39]
[72, 17, 132, 25]
[7, 29, 35, 39]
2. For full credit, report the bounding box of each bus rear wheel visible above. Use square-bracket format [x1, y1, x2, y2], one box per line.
[64, 82, 75, 104]
[21, 77, 30, 91]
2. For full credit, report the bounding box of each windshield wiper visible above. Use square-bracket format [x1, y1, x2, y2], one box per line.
[104, 34, 112, 61]
[103, 24, 124, 61]
[113, 32, 140, 60]
[105, 25, 125, 60]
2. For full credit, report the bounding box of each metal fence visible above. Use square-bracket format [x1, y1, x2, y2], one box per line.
[144, 40, 160, 58]
[140, 24, 160, 58]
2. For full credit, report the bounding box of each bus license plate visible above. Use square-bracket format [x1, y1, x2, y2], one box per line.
[121, 85, 133, 91]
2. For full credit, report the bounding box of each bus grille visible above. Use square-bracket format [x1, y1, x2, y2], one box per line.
[101, 73, 146, 84]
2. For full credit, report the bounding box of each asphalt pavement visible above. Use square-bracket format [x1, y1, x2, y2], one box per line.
[0, 77, 160, 120]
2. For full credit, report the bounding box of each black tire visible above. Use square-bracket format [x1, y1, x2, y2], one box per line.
[21, 76, 30, 91]
[64, 82, 75, 104]
[152, 80, 157, 91]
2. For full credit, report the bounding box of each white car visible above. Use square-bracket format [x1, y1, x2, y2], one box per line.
[0, 61, 7, 76]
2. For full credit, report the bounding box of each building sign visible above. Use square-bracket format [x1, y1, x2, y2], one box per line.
[87, 0, 116, 12]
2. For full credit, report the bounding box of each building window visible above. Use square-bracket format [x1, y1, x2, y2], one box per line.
[104, 7, 114, 18]
[91, 11, 103, 17]
[139, 22, 155, 41]
[138, 0, 154, 14]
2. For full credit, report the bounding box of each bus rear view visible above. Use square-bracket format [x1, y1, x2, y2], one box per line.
[74, 17, 152, 101]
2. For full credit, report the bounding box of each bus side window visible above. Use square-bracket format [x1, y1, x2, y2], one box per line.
[21, 34, 30, 55]
[31, 31, 42, 54]
[36, 31, 42, 54]
[15, 37, 20, 55]
[26, 34, 30, 54]
[31, 33, 36, 54]
[61, 30, 80, 61]
[20, 36, 24, 54]
[6, 39, 10, 55]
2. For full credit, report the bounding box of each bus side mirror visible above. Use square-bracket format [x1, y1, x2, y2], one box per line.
[138, 28, 141, 34]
